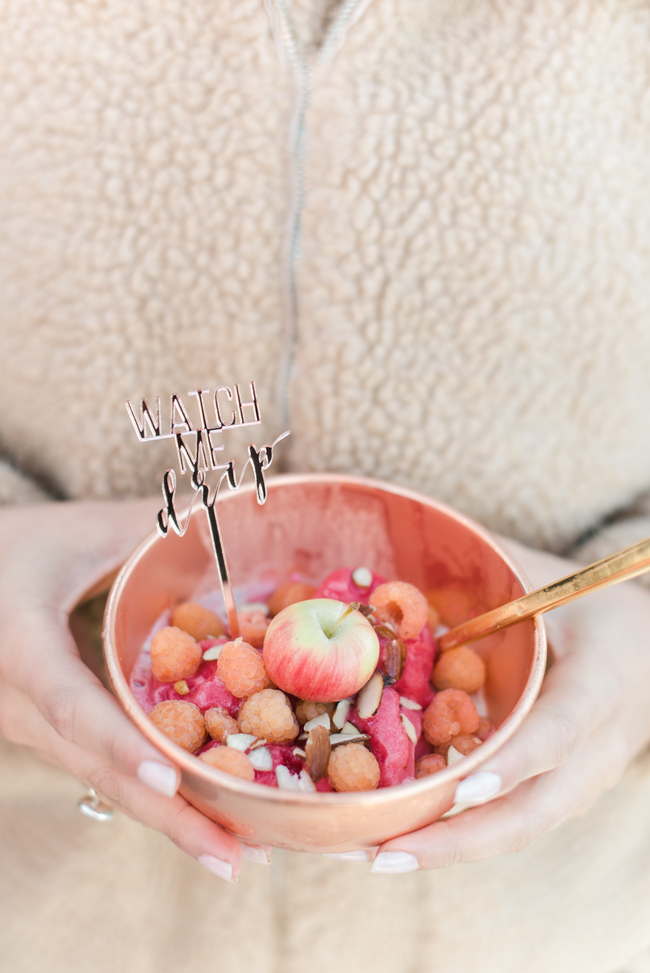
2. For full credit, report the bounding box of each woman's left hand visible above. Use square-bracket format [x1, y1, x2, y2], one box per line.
[371, 539, 650, 873]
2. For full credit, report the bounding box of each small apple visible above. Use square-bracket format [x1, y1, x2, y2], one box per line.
[262, 599, 380, 702]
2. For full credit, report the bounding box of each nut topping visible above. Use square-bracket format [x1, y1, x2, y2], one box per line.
[380, 637, 406, 685]
[305, 724, 331, 782]
[356, 671, 384, 719]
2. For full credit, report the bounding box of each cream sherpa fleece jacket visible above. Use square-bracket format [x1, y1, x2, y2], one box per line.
[1, 0, 650, 563]
[2, 3, 650, 973]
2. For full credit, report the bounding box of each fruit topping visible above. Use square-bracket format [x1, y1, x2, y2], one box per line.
[174, 680, 190, 696]
[369, 581, 428, 641]
[356, 671, 384, 719]
[305, 724, 331, 782]
[199, 745, 255, 781]
[432, 645, 486, 694]
[423, 689, 480, 746]
[450, 733, 482, 755]
[268, 581, 317, 617]
[328, 743, 380, 792]
[204, 707, 238, 742]
[151, 626, 202, 683]
[149, 699, 206, 751]
[171, 602, 225, 641]
[217, 637, 270, 698]
[415, 753, 446, 778]
[237, 689, 300, 742]
[238, 607, 270, 648]
[263, 599, 380, 702]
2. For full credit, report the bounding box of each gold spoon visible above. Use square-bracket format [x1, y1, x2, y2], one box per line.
[439, 535, 650, 652]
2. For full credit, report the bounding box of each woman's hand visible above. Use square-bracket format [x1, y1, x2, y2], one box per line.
[371, 539, 650, 873]
[0, 500, 253, 882]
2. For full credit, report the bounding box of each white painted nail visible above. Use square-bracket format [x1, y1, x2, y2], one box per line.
[137, 760, 178, 797]
[240, 842, 272, 865]
[323, 850, 371, 862]
[371, 851, 419, 874]
[198, 854, 236, 883]
[454, 771, 501, 805]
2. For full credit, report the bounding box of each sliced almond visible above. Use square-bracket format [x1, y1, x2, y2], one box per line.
[399, 696, 422, 710]
[303, 712, 331, 733]
[305, 724, 331, 782]
[292, 747, 307, 759]
[356, 603, 375, 619]
[380, 638, 406, 685]
[248, 737, 268, 750]
[248, 747, 273, 771]
[332, 698, 351, 730]
[329, 732, 370, 746]
[356, 671, 384, 719]
[202, 645, 223, 661]
[341, 721, 360, 735]
[351, 566, 373, 589]
[298, 769, 317, 792]
[446, 746, 464, 766]
[400, 713, 419, 745]
[275, 765, 301, 790]
[226, 733, 258, 751]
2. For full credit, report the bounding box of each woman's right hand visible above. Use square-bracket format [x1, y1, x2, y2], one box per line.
[0, 499, 251, 882]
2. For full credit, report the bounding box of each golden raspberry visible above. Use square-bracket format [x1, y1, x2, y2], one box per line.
[150, 626, 202, 683]
[369, 581, 428, 641]
[237, 689, 299, 742]
[327, 743, 380, 792]
[149, 700, 206, 752]
[423, 689, 480, 746]
[432, 646, 486, 694]
[199, 746, 255, 781]
[204, 707, 239, 742]
[171, 602, 224, 641]
[295, 701, 332, 725]
[450, 733, 482, 756]
[238, 608, 270, 649]
[217, 637, 270, 698]
[415, 753, 447, 778]
[267, 582, 317, 617]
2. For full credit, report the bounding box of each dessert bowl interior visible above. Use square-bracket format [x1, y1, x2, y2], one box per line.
[104, 474, 546, 853]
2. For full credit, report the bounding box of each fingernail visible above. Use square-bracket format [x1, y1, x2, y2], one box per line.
[454, 771, 501, 805]
[239, 842, 272, 865]
[198, 854, 236, 883]
[323, 850, 371, 862]
[371, 852, 419, 874]
[137, 760, 178, 797]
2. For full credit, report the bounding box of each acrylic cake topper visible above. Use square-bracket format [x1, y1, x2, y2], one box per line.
[126, 381, 289, 638]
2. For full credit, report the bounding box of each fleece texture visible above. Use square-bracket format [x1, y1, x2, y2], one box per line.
[2, 2, 650, 971]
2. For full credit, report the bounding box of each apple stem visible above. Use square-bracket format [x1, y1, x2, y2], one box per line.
[333, 602, 361, 630]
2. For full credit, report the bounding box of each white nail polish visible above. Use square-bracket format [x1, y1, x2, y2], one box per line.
[240, 843, 272, 865]
[454, 771, 501, 805]
[323, 850, 371, 862]
[137, 760, 178, 797]
[198, 854, 236, 883]
[371, 851, 419, 874]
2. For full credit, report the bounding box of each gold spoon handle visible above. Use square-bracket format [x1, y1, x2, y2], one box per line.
[439, 535, 650, 652]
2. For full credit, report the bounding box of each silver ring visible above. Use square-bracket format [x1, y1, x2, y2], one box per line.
[77, 788, 115, 822]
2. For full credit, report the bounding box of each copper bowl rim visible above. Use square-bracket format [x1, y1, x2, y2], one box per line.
[104, 472, 547, 806]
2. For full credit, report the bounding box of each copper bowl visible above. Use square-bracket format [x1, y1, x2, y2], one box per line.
[103, 474, 546, 853]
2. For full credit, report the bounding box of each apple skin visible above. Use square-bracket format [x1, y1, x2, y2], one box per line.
[262, 599, 380, 702]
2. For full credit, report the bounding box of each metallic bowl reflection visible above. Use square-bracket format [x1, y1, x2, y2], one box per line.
[103, 474, 546, 853]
